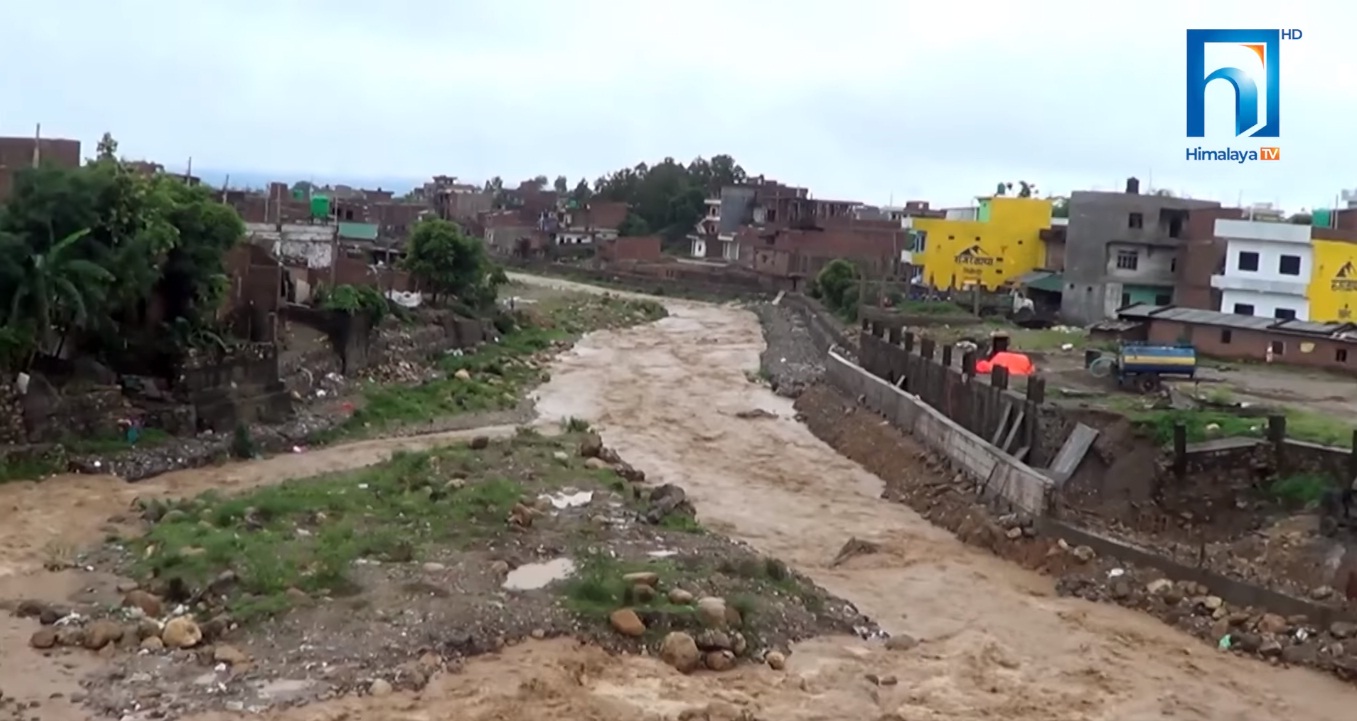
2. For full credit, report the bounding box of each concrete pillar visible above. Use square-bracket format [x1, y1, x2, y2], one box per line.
[870, 321, 883, 337]
[1349, 429, 1357, 483]
[920, 338, 935, 359]
[888, 325, 900, 344]
[991, 365, 1009, 390]
[962, 351, 976, 378]
[1173, 422, 1188, 480]
[1268, 415, 1287, 474]
[941, 345, 953, 368]
[903, 332, 915, 353]
[861, 317, 869, 331]
[1027, 375, 1046, 404]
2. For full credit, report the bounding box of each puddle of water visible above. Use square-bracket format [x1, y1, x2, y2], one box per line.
[539, 489, 594, 509]
[502, 557, 576, 590]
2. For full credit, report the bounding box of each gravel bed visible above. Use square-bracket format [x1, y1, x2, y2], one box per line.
[751, 303, 825, 398]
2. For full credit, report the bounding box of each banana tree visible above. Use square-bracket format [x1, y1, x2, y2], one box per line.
[7, 227, 114, 361]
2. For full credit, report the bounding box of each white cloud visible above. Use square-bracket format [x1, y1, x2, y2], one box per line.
[2, 0, 1352, 210]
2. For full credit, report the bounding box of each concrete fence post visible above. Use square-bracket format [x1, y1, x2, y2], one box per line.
[991, 365, 1010, 390]
[1027, 375, 1046, 404]
[903, 331, 915, 353]
[920, 338, 935, 360]
[1173, 422, 1188, 480]
[888, 325, 900, 344]
[1267, 415, 1287, 475]
[941, 345, 953, 368]
[870, 321, 883, 337]
[961, 351, 977, 379]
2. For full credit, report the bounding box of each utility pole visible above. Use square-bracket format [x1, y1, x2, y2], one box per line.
[31, 123, 40, 167]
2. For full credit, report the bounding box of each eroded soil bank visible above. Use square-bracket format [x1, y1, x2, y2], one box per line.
[2, 281, 1356, 720]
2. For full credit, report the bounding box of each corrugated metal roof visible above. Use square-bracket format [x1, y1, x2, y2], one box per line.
[1116, 304, 1357, 337]
[1011, 270, 1053, 285]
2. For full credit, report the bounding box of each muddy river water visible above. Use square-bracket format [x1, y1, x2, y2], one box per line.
[2, 276, 1355, 720]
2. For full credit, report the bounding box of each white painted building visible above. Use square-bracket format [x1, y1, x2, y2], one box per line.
[1210, 218, 1311, 320]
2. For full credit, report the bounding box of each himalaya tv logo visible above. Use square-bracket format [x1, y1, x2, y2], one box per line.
[1184, 29, 1300, 163]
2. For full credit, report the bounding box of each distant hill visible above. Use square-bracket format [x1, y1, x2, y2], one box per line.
[163, 167, 425, 194]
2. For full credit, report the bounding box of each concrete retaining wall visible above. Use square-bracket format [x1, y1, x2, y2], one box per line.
[827, 348, 1052, 515]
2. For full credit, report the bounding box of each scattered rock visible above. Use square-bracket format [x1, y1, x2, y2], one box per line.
[489, 560, 511, 576]
[609, 609, 646, 637]
[667, 588, 694, 605]
[734, 409, 777, 420]
[422, 562, 447, 572]
[695, 629, 733, 651]
[630, 584, 656, 603]
[82, 620, 124, 650]
[213, 645, 250, 666]
[660, 632, 701, 673]
[468, 436, 490, 450]
[644, 484, 694, 525]
[161, 616, 203, 649]
[453, 369, 471, 381]
[765, 651, 787, 670]
[120, 590, 163, 617]
[884, 634, 918, 652]
[1070, 545, 1095, 563]
[1146, 579, 1173, 595]
[1330, 622, 1357, 639]
[584, 457, 611, 471]
[866, 673, 899, 686]
[704, 650, 737, 671]
[29, 628, 57, 649]
[140, 636, 164, 651]
[1257, 613, 1288, 635]
[623, 572, 659, 588]
[368, 679, 393, 697]
[696, 597, 728, 628]
[552, 451, 569, 462]
[579, 434, 604, 458]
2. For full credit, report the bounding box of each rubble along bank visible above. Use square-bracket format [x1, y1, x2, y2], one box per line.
[10, 429, 876, 719]
[6, 292, 666, 484]
[793, 382, 1357, 684]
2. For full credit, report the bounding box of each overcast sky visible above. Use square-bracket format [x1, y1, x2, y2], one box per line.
[3, 1, 1353, 211]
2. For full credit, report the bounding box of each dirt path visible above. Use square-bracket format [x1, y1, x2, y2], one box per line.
[3, 276, 1356, 719]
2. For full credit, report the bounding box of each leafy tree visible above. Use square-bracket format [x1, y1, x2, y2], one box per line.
[531, 175, 549, 190]
[96, 132, 118, 162]
[0, 135, 246, 369]
[402, 218, 496, 307]
[553, 175, 569, 194]
[591, 155, 741, 244]
[1050, 197, 1069, 219]
[1288, 211, 1312, 225]
[815, 259, 858, 314]
[569, 178, 593, 207]
[618, 213, 650, 237]
[6, 228, 114, 356]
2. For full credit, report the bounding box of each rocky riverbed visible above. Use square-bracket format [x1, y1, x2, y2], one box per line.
[8, 430, 877, 719]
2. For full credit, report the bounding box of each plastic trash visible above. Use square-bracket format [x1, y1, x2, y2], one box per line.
[1218, 634, 1232, 650]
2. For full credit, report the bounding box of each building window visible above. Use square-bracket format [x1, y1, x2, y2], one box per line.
[1121, 292, 1131, 307]
[1233, 303, 1255, 316]
[1115, 250, 1139, 270]
[1170, 257, 1177, 273]
[1128, 212, 1143, 229]
[1338, 348, 1349, 363]
[1155, 293, 1171, 305]
[1220, 329, 1232, 344]
[1238, 251, 1260, 271]
[1278, 255, 1301, 276]
[1270, 340, 1285, 355]
[1274, 308, 1297, 320]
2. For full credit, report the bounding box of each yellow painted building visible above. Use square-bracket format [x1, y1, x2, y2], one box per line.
[1307, 239, 1357, 321]
[905, 196, 1053, 290]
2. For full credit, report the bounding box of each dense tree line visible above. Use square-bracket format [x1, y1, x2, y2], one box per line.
[0, 134, 245, 371]
[483, 155, 751, 244]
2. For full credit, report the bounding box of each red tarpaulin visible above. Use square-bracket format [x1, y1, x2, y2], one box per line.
[975, 351, 1035, 376]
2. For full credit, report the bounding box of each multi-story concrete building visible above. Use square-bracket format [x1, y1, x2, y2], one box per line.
[1210, 219, 1313, 320]
[900, 196, 1053, 290]
[1060, 180, 1222, 325]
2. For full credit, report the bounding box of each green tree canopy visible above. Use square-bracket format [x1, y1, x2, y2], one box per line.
[0, 136, 246, 368]
[402, 218, 501, 308]
[590, 155, 749, 244]
[553, 175, 569, 194]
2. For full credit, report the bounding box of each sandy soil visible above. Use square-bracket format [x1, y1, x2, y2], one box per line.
[0, 274, 1355, 720]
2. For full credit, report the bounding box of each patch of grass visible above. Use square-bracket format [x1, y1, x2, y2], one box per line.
[60, 428, 174, 455]
[1268, 473, 1332, 507]
[561, 552, 690, 619]
[562, 416, 591, 433]
[0, 455, 62, 484]
[132, 440, 531, 621]
[322, 294, 664, 442]
[658, 513, 704, 534]
[1131, 407, 1351, 447]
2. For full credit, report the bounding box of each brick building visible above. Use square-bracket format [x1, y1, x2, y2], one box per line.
[1117, 304, 1357, 374]
[597, 235, 662, 264]
[737, 219, 905, 290]
[0, 135, 81, 201]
